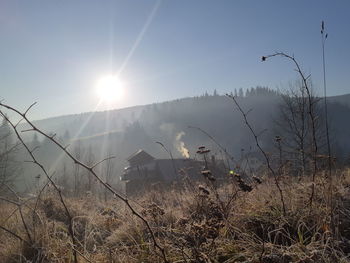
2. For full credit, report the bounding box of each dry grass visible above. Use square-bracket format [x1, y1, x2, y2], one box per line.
[1, 170, 350, 262]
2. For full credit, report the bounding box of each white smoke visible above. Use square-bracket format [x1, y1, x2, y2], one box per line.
[175, 131, 190, 158]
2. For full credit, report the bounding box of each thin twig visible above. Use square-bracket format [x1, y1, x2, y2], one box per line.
[188, 125, 237, 167]
[226, 94, 287, 215]
[91, 156, 116, 169]
[156, 141, 178, 177]
[24, 102, 37, 116]
[0, 225, 30, 245]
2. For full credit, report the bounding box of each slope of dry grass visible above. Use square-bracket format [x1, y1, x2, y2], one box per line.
[1, 170, 350, 262]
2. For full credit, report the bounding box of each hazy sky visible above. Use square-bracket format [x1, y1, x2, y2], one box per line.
[1, 0, 349, 119]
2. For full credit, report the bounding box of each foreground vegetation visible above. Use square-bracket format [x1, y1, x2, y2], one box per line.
[1, 169, 350, 262]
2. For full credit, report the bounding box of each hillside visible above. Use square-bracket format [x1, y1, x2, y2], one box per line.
[27, 90, 350, 156]
[7, 89, 348, 193]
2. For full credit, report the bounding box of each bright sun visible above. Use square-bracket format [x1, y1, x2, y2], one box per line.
[96, 75, 124, 102]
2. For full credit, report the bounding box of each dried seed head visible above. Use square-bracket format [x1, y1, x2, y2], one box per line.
[201, 170, 211, 176]
[239, 181, 253, 192]
[199, 185, 210, 195]
[252, 176, 262, 184]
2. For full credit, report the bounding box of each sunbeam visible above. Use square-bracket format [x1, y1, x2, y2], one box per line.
[47, 100, 103, 174]
[116, 0, 162, 77]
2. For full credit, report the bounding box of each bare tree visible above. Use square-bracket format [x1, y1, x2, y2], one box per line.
[262, 52, 324, 207]
[0, 115, 20, 192]
[274, 81, 323, 177]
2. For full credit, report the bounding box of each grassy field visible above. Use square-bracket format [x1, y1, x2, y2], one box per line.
[1, 169, 350, 263]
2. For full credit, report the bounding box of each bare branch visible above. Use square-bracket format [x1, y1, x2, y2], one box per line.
[91, 156, 116, 170]
[188, 125, 237, 167]
[155, 141, 178, 177]
[21, 128, 35, 133]
[246, 108, 253, 115]
[30, 146, 40, 154]
[0, 196, 20, 206]
[0, 102, 168, 262]
[262, 52, 319, 207]
[14, 117, 24, 128]
[0, 193, 33, 243]
[0, 225, 30, 245]
[226, 93, 287, 215]
[24, 102, 37, 116]
[0, 110, 78, 263]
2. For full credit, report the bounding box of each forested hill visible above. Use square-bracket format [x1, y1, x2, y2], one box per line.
[13, 87, 350, 191]
[24, 87, 280, 157]
[26, 87, 350, 160]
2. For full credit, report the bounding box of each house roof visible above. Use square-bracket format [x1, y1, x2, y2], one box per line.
[126, 149, 155, 165]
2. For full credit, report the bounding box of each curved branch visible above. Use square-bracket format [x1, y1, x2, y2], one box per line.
[0, 102, 168, 262]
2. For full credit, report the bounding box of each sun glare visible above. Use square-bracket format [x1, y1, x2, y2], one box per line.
[96, 75, 124, 102]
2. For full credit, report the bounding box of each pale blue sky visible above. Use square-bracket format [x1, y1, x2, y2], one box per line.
[0, 0, 349, 119]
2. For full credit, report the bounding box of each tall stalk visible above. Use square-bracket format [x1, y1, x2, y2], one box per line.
[321, 21, 334, 235]
[321, 22, 332, 186]
[262, 52, 318, 207]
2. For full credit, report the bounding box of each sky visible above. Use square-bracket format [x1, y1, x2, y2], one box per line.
[0, 0, 350, 120]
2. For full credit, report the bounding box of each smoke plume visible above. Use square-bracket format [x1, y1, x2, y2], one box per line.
[175, 131, 190, 158]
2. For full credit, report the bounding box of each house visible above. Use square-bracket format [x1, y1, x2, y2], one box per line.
[120, 149, 202, 195]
